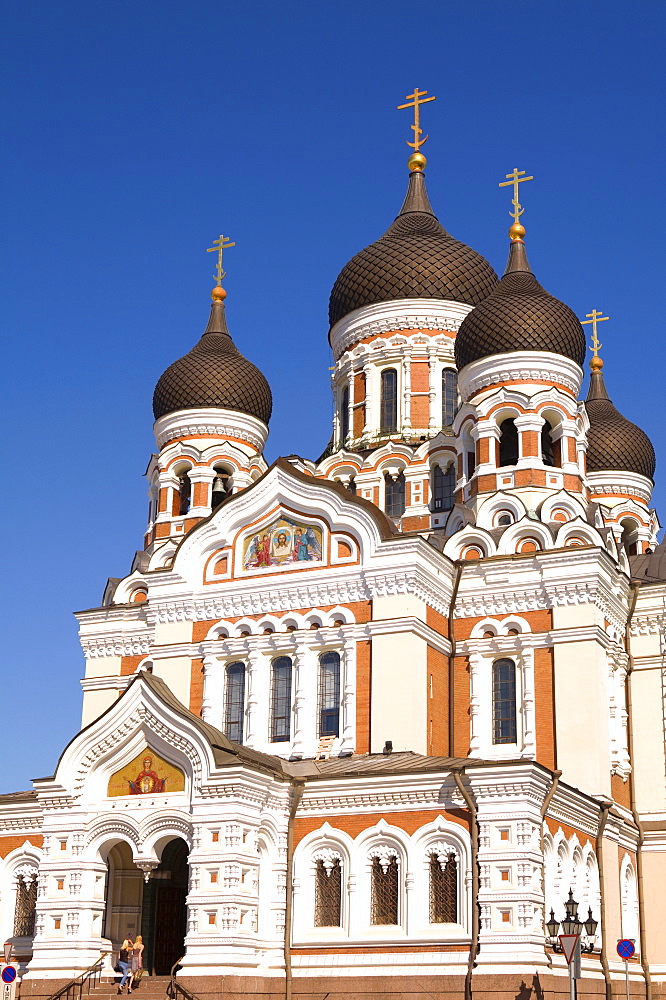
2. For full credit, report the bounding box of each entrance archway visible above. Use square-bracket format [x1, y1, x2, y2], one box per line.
[141, 838, 189, 975]
[103, 837, 189, 976]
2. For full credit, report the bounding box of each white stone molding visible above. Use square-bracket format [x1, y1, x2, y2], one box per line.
[458, 351, 584, 402]
[291, 641, 309, 758]
[329, 299, 472, 360]
[244, 647, 261, 749]
[154, 408, 268, 453]
[586, 470, 653, 505]
[340, 636, 357, 755]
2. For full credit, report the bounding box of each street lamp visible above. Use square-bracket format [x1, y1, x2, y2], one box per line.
[546, 889, 598, 953]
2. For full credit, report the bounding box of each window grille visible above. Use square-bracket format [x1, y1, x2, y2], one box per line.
[380, 369, 398, 432]
[442, 369, 458, 426]
[384, 474, 405, 518]
[492, 658, 517, 744]
[314, 858, 342, 927]
[14, 875, 37, 937]
[270, 656, 292, 742]
[371, 856, 399, 925]
[340, 386, 349, 443]
[432, 464, 456, 512]
[224, 662, 246, 743]
[318, 651, 340, 737]
[429, 852, 458, 923]
[499, 419, 519, 466]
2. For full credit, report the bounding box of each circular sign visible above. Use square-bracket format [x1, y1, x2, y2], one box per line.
[617, 939, 635, 960]
[1, 967, 16, 984]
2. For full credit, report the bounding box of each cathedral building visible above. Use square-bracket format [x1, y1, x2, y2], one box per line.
[3, 97, 666, 1000]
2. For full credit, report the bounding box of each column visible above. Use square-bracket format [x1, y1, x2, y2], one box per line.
[402, 352, 412, 430]
[291, 641, 309, 758]
[520, 645, 536, 758]
[469, 650, 482, 756]
[188, 467, 216, 516]
[340, 636, 356, 754]
[244, 646, 262, 749]
[363, 363, 373, 436]
[428, 356, 438, 430]
[201, 655, 223, 726]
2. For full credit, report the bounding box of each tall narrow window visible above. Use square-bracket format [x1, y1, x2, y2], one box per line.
[442, 369, 458, 427]
[315, 858, 342, 927]
[384, 473, 406, 518]
[270, 656, 292, 742]
[429, 852, 458, 923]
[380, 369, 398, 433]
[13, 873, 37, 937]
[340, 386, 349, 444]
[492, 658, 517, 744]
[318, 651, 340, 737]
[466, 451, 476, 480]
[211, 467, 232, 510]
[347, 479, 357, 496]
[224, 662, 246, 743]
[541, 421, 555, 467]
[499, 419, 519, 466]
[371, 856, 399, 925]
[432, 464, 456, 512]
[178, 473, 191, 515]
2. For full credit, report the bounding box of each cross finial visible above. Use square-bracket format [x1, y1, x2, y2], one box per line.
[581, 309, 609, 369]
[499, 168, 534, 240]
[397, 88, 436, 170]
[206, 234, 236, 288]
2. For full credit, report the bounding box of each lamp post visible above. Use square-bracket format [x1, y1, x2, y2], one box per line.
[546, 890, 599, 1000]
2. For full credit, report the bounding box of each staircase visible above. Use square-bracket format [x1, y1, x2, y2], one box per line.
[87, 976, 172, 1000]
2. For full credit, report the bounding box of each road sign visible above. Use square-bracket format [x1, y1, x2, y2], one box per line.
[617, 939, 635, 960]
[559, 934, 580, 965]
[0, 970, 15, 986]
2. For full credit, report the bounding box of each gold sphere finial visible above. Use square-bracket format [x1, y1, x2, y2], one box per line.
[590, 355, 604, 371]
[211, 285, 226, 301]
[408, 151, 427, 172]
[509, 222, 526, 241]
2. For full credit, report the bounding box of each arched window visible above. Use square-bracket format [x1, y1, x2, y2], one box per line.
[13, 869, 37, 937]
[429, 851, 458, 923]
[380, 369, 398, 433]
[492, 658, 517, 744]
[340, 386, 350, 443]
[347, 479, 357, 496]
[178, 472, 191, 515]
[371, 855, 399, 924]
[442, 369, 458, 426]
[315, 858, 342, 927]
[385, 473, 406, 518]
[541, 421, 560, 467]
[270, 656, 292, 742]
[224, 662, 246, 743]
[318, 651, 340, 737]
[499, 419, 519, 466]
[211, 465, 232, 510]
[432, 465, 456, 512]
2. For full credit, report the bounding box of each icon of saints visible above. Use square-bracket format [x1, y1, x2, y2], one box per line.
[128, 755, 167, 795]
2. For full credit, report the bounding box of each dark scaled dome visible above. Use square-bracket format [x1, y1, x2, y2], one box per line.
[153, 295, 272, 424]
[585, 365, 655, 480]
[328, 170, 498, 329]
[455, 240, 586, 370]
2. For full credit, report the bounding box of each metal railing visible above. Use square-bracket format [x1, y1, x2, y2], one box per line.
[166, 958, 200, 1000]
[44, 953, 108, 1000]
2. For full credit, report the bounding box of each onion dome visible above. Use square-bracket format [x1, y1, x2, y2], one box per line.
[328, 165, 498, 329]
[585, 360, 655, 480]
[455, 237, 586, 370]
[153, 287, 272, 424]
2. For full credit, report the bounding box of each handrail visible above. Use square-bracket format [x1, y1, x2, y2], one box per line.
[166, 957, 202, 1000]
[44, 952, 108, 1000]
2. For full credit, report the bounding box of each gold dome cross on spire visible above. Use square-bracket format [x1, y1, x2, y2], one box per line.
[397, 87, 436, 171]
[206, 234, 236, 298]
[499, 168, 533, 240]
[582, 309, 609, 370]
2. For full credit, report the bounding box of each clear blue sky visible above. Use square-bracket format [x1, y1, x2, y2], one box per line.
[1, 0, 664, 791]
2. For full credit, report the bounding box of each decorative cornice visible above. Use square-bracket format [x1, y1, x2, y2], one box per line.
[329, 300, 473, 361]
[154, 408, 268, 452]
[458, 352, 583, 403]
[80, 632, 154, 658]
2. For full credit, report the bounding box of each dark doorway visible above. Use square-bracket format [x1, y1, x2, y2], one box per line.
[141, 838, 189, 975]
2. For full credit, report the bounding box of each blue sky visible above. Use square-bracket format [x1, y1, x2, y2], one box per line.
[1, 0, 665, 791]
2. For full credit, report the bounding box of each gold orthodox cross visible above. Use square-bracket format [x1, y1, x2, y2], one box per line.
[581, 309, 609, 357]
[499, 168, 534, 222]
[206, 234, 236, 286]
[397, 88, 437, 151]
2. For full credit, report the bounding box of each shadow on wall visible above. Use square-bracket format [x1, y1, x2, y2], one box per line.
[515, 974, 545, 1000]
